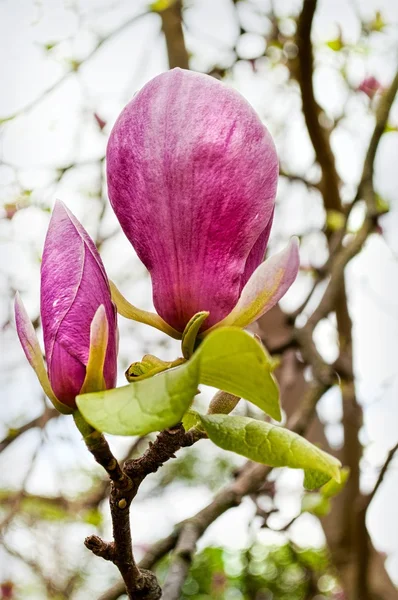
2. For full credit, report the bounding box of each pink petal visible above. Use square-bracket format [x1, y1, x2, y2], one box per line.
[14, 293, 59, 407]
[107, 68, 278, 332]
[41, 201, 117, 406]
[207, 237, 300, 331]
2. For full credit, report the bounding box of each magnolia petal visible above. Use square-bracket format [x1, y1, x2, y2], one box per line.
[41, 201, 117, 405]
[80, 305, 109, 395]
[206, 237, 300, 332]
[14, 293, 72, 415]
[110, 281, 181, 340]
[107, 69, 278, 332]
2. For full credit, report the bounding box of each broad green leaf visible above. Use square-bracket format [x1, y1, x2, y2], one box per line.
[199, 415, 341, 483]
[303, 469, 333, 490]
[77, 360, 198, 436]
[194, 328, 281, 421]
[78, 327, 281, 436]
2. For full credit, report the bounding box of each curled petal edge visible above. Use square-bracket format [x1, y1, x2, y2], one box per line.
[14, 293, 73, 415]
[80, 305, 109, 395]
[204, 237, 300, 334]
[110, 281, 181, 340]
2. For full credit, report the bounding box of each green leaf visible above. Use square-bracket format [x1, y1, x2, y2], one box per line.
[77, 359, 199, 436]
[199, 415, 341, 483]
[77, 327, 281, 436]
[195, 328, 281, 421]
[303, 469, 333, 490]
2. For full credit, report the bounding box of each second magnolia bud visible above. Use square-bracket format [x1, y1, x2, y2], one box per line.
[208, 391, 240, 415]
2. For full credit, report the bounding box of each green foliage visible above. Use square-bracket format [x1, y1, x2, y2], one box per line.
[302, 466, 349, 516]
[77, 357, 199, 435]
[157, 447, 236, 490]
[199, 415, 341, 487]
[197, 329, 281, 421]
[77, 327, 281, 435]
[158, 542, 337, 599]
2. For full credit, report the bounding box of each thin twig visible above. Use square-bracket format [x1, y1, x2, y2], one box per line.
[0, 406, 58, 454]
[364, 442, 398, 509]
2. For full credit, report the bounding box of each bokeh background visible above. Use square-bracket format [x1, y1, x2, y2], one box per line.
[0, 0, 397, 598]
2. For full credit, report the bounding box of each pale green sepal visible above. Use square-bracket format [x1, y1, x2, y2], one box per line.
[125, 355, 185, 382]
[14, 293, 73, 415]
[198, 414, 342, 483]
[80, 305, 108, 395]
[194, 328, 281, 422]
[76, 360, 199, 436]
[204, 238, 300, 333]
[181, 311, 209, 359]
[110, 281, 181, 340]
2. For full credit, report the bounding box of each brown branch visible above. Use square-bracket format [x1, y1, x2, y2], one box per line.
[0, 406, 58, 454]
[98, 381, 327, 600]
[296, 0, 341, 213]
[359, 69, 398, 214]
[78, 418, 205, 600]
[279, 168, 321, 191]
[364, 441, 398, 511]
[161, 522, 199, 600]
[159, 0, 189, 70]
[295, 3, 398, 594]
[75, 414, 159, 600]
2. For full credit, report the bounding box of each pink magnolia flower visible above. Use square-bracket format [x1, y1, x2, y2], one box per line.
[107, 68, 299, 336]
[15, 201, 118, 411]
[358, 76, 381, 99]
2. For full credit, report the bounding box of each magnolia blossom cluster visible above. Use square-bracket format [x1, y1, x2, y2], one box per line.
[16, 69, 299, 412]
